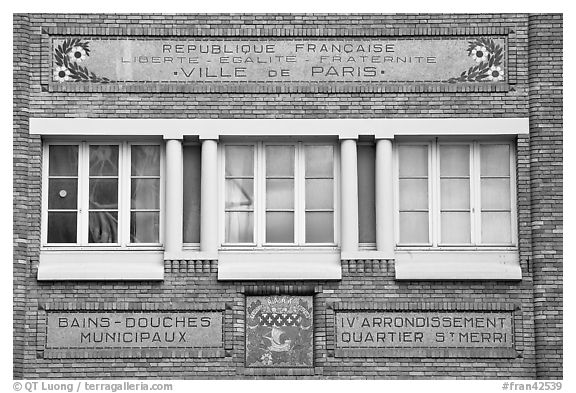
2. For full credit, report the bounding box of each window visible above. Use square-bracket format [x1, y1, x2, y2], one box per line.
[357, 143, 376, 247]
[222, 142, 337, 247]
[43, 142, 163, 247]
[183, 144, 201, 245]
[396, 140, 516, 247]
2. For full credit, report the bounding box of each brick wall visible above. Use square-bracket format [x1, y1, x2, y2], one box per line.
[13, 13, 30, 380]
[528, 14, 563, 380]
[12, 13, 562, 379]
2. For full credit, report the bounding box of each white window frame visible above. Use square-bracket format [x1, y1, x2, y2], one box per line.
[394, 137, 517, 250]
[219, 139, 339, 250]
[41, 140, 165, 250]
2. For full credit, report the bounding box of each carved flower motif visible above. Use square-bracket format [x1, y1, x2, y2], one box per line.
[68, 46, 87, 62]
[488, 66, 504, 81]
[54, 66, 71, 82]
[471, 45, 488, 62]
[260, 352, 273, 365]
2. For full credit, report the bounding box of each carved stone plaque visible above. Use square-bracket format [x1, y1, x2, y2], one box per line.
[51, 37, 506, 85]
[46, 311, 222, 349]
[246, 295, 313, 367]
[335, 311, 516, 358]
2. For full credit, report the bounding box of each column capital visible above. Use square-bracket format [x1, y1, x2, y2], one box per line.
[199, 134, 220, 141]
[162, 131, 184, 140]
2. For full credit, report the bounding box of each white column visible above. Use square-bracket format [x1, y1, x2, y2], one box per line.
[375, 138, 395, 256]
[200, 138, 219, 254]
[340, 138, 359, 253]
[164, 138, 183, 254]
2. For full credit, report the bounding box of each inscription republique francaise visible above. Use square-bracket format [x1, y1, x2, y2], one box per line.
[134, 42, 412, 79]
[51, 38, 505, 83]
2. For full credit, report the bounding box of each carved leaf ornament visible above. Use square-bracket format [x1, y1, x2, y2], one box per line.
[54, 38, 111, 83]
[447, 37, 505, 83]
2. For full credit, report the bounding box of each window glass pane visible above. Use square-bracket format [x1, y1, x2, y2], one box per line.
[481, 212, 512, 244]
[89, 211, 118, 243]
[305, 179, 334, 209]
[89, 179, 118, 209]
[440, 145, 470, 176]
[305, 212, 334, 243]
[440, 178, 470, 210]
[358, 145, 376, 243]
[481, 144, 510, 176]
[305, 145, 333, 177]
[89, 145, 119, 176]
[131, 145, 160, 176]
[130, 212, 159, 243]
[225, 179, 254, 210]
[47, 212, 77, 243]
[481, 178, 511, 210]
[398, 145, 427, 177]
[48, 178, 78, 209]
[131, 179, 160, 209]
[225, 212, 253, 243]
[183, 145, 201, 243]
[399, 179, 428, 210]
[266, 179, 294, 209]
[266, 212, 294, 243]
[441, 212, 471, 244]
[225, 146, 254, 177]
[49, 145, 78, 176]
[266, 146, 294, 177]
[399, 212, 429, 243]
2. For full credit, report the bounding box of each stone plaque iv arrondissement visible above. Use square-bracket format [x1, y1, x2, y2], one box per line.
[50, 37, 506, 85]
[246, 295, 313, 368]
[334, 311, 516, 358]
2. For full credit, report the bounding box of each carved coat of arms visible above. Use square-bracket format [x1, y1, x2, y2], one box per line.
[246, 295, 313, 367]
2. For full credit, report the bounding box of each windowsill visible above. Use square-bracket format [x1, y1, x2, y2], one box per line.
[394, 249, 521, 280]
[341, 250, 394, 260]
[218, 250, 341, 280]
[37, 250, 164, 280]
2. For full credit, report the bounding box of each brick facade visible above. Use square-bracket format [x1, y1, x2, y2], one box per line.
[13, 13, 562, 379]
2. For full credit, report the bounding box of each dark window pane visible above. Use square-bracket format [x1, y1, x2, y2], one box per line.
[49, 145, 78, 176]
[305, 212, 334, 243]
[225, 212, 253, 243]
[266, 212, 294, 243]
[88, 211, 118, 243]
[131, 179, 160, 209]
[398, 145, 428, 177]
[305, 179, 334, 209]
[266, 146, 294, 177]
[89, 179, 118, 209]
[131, 145, 160, 176]
[225, 179, 254, 210]
[225, 146, 254, 177]
[399, 212, 429, 244]
[183, 145, 201, 243]
[130, 212, 159, 243]
[47, 212, 77, 243]
[48, 178, 78, 209]
[266, 179, 294, 209]
[305, 145, 333, 177]
[358, 145, 376, 243]
[89, 145, 119, 176]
